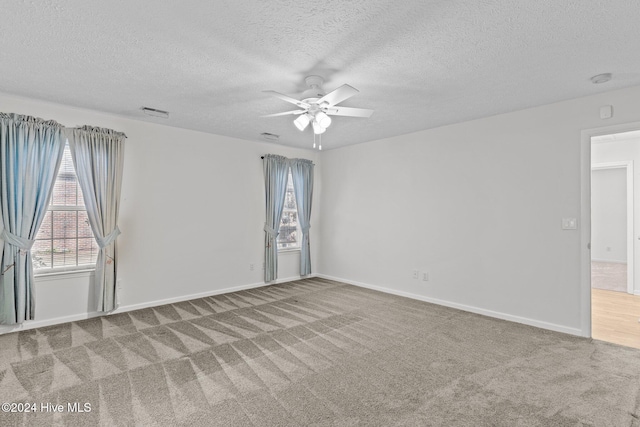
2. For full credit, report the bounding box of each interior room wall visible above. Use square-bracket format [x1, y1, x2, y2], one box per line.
[318, 84, 640, 336]
[3, 85, 640, 338]
[590, 168, 627, 263]
[591, 136, 640, 293]
[0, 92, 321, 334]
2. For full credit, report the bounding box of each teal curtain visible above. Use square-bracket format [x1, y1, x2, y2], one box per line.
[68, 126, 125, 313]
[263, 154, 289, 282]
[0, 113, 65, 325]
[290, 158, 314, 276]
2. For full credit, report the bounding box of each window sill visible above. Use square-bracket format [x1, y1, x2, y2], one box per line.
[278, 248, 301, 254]
[34, 268, 95, 281]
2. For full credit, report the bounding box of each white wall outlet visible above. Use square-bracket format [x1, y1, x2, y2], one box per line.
[250, 263, 254, 271]
[422, 272, 429, 281]
[412, 269, 419, 279]
[561, 218, 577, 230]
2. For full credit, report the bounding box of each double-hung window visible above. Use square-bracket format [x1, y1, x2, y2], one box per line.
[31, 142, 98, 272]
[277, 170, 301, 250]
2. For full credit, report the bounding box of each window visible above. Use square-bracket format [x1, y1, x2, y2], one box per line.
[278, 170, 300, 250]
[31, 142, 99, 271]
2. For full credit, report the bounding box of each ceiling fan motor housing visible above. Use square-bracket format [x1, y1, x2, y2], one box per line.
[302, 75, 326, 100]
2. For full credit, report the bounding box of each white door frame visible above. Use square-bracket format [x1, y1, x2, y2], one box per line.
[591, 161, 634, 294]
[581, 121, 640, 337]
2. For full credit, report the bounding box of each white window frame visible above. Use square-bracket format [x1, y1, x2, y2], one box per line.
[278, 170, 301, 252]
[32, 142, 97, 275]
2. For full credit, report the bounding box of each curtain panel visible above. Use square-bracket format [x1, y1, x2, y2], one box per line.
[0, 113, 66, 325]
[68, 126, 125, 313]
[263, 154, 289, 282]
[289, 158, 314, 276]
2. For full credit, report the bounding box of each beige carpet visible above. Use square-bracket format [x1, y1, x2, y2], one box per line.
[2, 278, 640, 426]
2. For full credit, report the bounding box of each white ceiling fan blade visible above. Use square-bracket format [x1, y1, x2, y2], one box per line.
[325, 106, 374, 118]
[317, 84, 359, 106]
[263, 90, 310, 108]
[261, 110, 306, 117]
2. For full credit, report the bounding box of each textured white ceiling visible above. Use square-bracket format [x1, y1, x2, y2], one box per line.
[2, 0, 640, 150]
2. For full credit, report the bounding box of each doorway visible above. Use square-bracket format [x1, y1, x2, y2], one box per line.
[589, 131, 640, 348]
[591, 162, 632, 294]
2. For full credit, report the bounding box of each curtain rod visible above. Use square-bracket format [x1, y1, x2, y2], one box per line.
[260, 155, 314, 165]
[1, 111, 127, 138]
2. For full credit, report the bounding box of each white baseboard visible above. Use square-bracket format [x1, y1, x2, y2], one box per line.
[591, 258, 627, 264]
[0, 312, 105, 335]
[2, 273, 582, 337]
[317, 274, 584, 337]
[111, 275, 311, 314]
[0, 274, 315, 335]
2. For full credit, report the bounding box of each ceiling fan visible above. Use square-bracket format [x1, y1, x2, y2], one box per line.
[263, 75, 373, 149]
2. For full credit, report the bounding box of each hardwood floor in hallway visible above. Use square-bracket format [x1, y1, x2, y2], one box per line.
[592, 288, 640, 349]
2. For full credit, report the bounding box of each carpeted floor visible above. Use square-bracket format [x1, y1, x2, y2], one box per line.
[2, 278, 640, 426]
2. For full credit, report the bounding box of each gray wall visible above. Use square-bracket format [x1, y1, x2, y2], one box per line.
[591, 168, 626, 263]
[0, 92, 322, 334]
[318, 84, 640, 335]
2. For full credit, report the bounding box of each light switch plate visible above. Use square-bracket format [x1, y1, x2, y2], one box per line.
[562, 218, 577, 230]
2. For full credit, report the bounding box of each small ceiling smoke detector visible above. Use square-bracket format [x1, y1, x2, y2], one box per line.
[261, 132, 279, 141]
[590, 73, 612, 84]
[141, 107, 170, 118]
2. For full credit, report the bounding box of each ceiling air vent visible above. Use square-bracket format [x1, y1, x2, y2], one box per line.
[141, 107, 169, 118]
[261, 132, 279, 141]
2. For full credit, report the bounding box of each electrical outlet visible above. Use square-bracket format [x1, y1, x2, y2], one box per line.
[422, 272, 429, 281]
[412, 270, 419, 279]
[250, 263, 254, 271]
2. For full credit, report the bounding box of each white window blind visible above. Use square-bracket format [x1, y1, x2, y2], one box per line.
[277, 171, 300, 250]
[32, 142, 99, 271]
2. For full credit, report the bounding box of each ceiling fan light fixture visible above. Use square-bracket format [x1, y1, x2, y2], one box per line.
[312, 121, 326, 134]
[264, 76, 374, 146]
[315, 111, 332, 128]
[294, 114, 310, 131]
